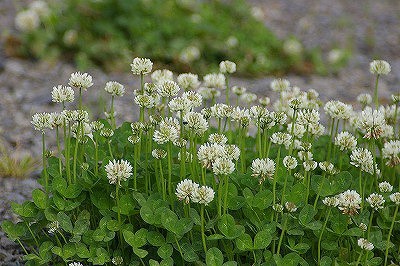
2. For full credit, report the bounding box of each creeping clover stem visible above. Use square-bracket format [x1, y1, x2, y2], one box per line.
[384, 205, 399, 266]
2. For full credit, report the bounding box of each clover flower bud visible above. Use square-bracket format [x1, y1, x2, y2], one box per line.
[69, 72, 93, 90]
[219, 60, 236, 74]
[285, 202, 298, 212]
[112, 256, 123, 265]
[359, 223, 367, 232]
[105, 159, 133, 186]
[273, 204, 284, 213]
[283, 156, 298, 170]
[191, 185, 215, 205]
[104, 81, 125, 97]
[47, 221, 59, 234]
[370, 60, 391, 75]
[131, 57, 152, 75]
[358, 238, 374, 250]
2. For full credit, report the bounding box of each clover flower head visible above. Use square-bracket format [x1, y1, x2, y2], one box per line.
[208, 133, 228, 145]
[112, 256, 124, 265]
[52, 85, 75, 103]
[182, 91, 203, 108]
[335, 131, 357, 151]
[224, 144, 240, 161]
[203, 73, 225, 89]
[337, 190, 362, 215]
[105, 81, 125, 97]
[358, 238, 374, 251]
[382, 140, 400, 167]
[350, 148, 374, 174]
[179, 46, 200, 63]
[324, 100, 353, 120]
[303, 160, 317, 172]
[297, 109, 320, 127]
[273, 204, 284, 213]
[153, 117, 180, 144]
[158, 80, 181, 97]
[47, 221, 59, 234]
[68, 72, 93, 90]
[219, 60, 236, 74]
[210, 103, 231, 119]
[230, 106, 250, 122]
[283, 156, 298, 170]
[50, 112, 65, 127]
[105, 159, 133, 186]
[151, 69, 173, 84]
[250, 105, 269, 119]
[69, 263, 84, 266]
[322, 196, 339, 207]
[192, 185, 215, 205]
[240, 92, 257, 104]
[366, 193, 385, 210]
[128, 135, 140, 144]
[15, 10, 40, 32]
[100, 128, 114, 138]
[131, 57, 153, 75]
[285, 202, 298, 212]
[168, 97, 191, 113]
[319, 161, 336, 175]
[270, 132, 292, 147]
[231, 86, 247, 96]
[359, 223, 367, 232]
[183, 112, 209, 136]
[270, 78, 290, 93]
[152, 149, 167, 160]
[370, 60, 391, 75]
[134, 94, 155, 109]
[378, 181, 393, 193]
[357, 93, 372, 106]
[178, 73, 201, 91]
[389, 192, 400, 205]
[298, 151, 313, 161]
[90, 121, 105, 131]
[31, 112, 53, 133]
[258, 96, 271, 106]
[175, 179, 199, 204]
[357, 107, 386, 139]
[29, 1, 50, 18]
[197, 143, 226, 168]
[251, 158, 275, 184]
[212, 157, 235, 175]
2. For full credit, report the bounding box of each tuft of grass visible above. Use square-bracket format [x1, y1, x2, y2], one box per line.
[0, 139, 39, 178]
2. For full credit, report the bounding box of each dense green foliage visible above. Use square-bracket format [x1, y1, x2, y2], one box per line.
[13, 0, 320, 75]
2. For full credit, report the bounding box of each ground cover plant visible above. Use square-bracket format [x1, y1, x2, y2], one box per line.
[1, 57, 399, 266]
[9, 0, 327, 75]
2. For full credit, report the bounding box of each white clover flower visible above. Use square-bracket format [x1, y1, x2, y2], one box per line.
[382, 140, 400, 167]
[208, 133, 228, 145]
[75, 110, 89, 122]
[210, 103, 231, 119]
[283, 156, 298, 170]
[153, 118, 180, 144]
[197, 143, 226, 168]
[359, 223, 367, 232]
[324, 100, 353, 120]
[131, 57, 153, 75]
[381, 124, 394, 139]
[176, 179, 199, 204]
[179, 46, 200, 63]
[285, 202, 298, 212]
[29, 1, 50, 18]
[358, 238, 374, 251]
[287, 123, 306, 138]
[105, 159, 133, 186]
[212, 157, 235, 175]
[203, 73, 225, 89]
[219, 60, 236, 74]
[379, 181, 393, 193]
[128, 135, 140, 144]
[47, 221, 59, 234]
[158, 80, 180, 97]
[152, 149, 167, 160]
[270, 132, 292, 147]
[224, 144, 240, 161]
[104, 81, 125, 97]
[389, 192, 400, 204]
[69, 262, 84, 266]
[231, 86, 247, 96]
[100, 128, 114, 138]
[240, 92, 257, 105]
[303, 160, 317, 172]
[68, 72, 93, 90]
[182, 91, 203, 108]
[178, 73, 201, 91]
[297, 109, 320, 127]
[337, 190, 362, 215]
[183, 112, 209, 136]
[283, 39, 302, 55]
[335, 131, 357, 151]
[112, 256, 124, 265]
[51, 85, 75, 103]
[168, 97, 191, 113]
[250, 105, 268, 120]
[198, 87, 219, 100]
[230, 106, 250, 122]
[357, 107, 386, 139]
[370, 60, 391, 75]
[273, 204, 284, 213]
[366, 193, 385, 210]
[251, 158, 275, 184]
[50, 112, 65, 127]
[350, 148, 374, 175]
[192, 185, 215, 205]
[322, 196, 339, 207]
[298, 151, 313, 161]
[134, 94, 155, 109]
[270, 78, 290, 92]
[319, 161, 337, 175]
[31, 112, 53, 133]
[258, 96, 271, 106]
[143, 83, 158, 94]
[71, 122, 92, 140]
[61, 110, 78, 122]
[357, 93, 372, 106]
[151, 69, 173, 84]
[15, 10, 40, 32]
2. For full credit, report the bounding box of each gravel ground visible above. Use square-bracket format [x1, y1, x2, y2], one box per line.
[0, 0, 399, 264]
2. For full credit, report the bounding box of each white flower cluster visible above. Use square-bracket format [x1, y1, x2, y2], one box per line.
[15, 1, 50, 32]
[105, 159, 133, 186]
[251, 158, 275, 184]
[337, 190, 362, 215]
[175, 179, 214, 205]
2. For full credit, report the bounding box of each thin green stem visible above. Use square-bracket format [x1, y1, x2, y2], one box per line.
[42, 133, 48, 191]
[367, 209, 374, 240]
[56, 127, 62, 176]
[374, 75, 380, 108]
[200, 205, 207, 254]
[384, 205, 399, 266]
[318, 208, 331, 265]
[273, 147, 281, 206]
[276, 215, 288, 255]
[223, 174, 229, 215]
